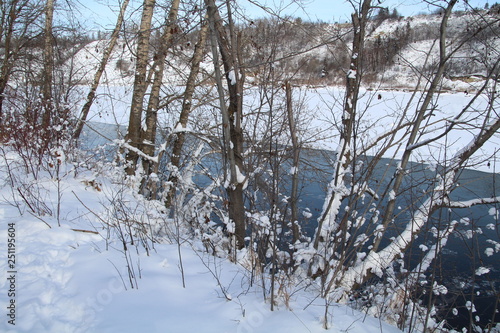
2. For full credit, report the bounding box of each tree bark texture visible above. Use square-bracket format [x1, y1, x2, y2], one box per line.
[41, 0, 54, 130]
[125, 0, 156, 176]
[141, 0, 181, 180]
[206, 0, 246, 249]
[165, 17, 209, 207]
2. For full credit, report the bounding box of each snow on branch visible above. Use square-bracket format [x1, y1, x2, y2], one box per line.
[444, 196, 500, 209]
[449, 117, 500, 170]
[116, 140, 159, 164]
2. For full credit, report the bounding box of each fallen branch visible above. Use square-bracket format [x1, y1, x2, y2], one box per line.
[71, 228, 99, 234]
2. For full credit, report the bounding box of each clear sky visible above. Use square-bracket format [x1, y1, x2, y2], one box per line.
[240, 0, 491, 23]
[80, 0, 492, 29]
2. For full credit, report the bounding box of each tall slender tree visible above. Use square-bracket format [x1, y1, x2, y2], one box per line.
[0, 0, 38, 120]
[125, 0, 156, 176]
[41, 0, 55, 130]
[165, 16, 209, 206]
[140, 0, 181, 181]
[205, 0, 246, 249]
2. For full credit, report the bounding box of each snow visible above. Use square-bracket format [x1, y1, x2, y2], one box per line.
[81, 82, 498, 173]
[419, 244, 429, 252]
[475, 267, 491, 276]
[228, 69, 237, 85]
[2, 11, 499, 332]
[172, 122, 188, 133]
[432, 282, 448, 295]
[302, 210, 313, 219]
[347, 69, 357, 79]
[0, 153, 402, 333]
[466, 301, 477, 313]
[234, 165, 246, 185]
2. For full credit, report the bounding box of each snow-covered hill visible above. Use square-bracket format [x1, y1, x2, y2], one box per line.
[67, 10, 498, 92]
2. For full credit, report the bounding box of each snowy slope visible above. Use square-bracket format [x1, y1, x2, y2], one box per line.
[67, 11, 498, 93]
[68, 39, 136, 86]
[69, 39, 204, 87]
[0, 152, 402, 333]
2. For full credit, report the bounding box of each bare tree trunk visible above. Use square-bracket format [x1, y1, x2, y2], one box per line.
[285, 80, 301, 243]
[206, 0, 246, 250]
[41, 0, 54, 130]
[338, 116, 500, 296]
[73, 0, 130, 140]
[313, 0, 371, 251]
[165, 17, 209, 207]
[0, 0, 22, 120]
[372, 0, 457, 252]
[140, 0, 180, 181]
[125, 0, 156, 176]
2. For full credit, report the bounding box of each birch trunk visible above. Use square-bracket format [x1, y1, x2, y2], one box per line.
[285, 81, 301, 243]
[41, 0, 54, 130]
[165, 18, 209, 207]
[141, 0, 180, 180]
[313, 0, 371, 251]
[125, 0, 156, 176]
[206, 0, 246, 250]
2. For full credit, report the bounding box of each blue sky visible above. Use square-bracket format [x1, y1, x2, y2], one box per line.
[81, 0, 491, 28]
[240, 0, 491, 22]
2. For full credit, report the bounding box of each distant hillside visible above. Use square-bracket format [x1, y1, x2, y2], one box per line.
[237, 9, 499, 91]
[66, 9, 499, 92]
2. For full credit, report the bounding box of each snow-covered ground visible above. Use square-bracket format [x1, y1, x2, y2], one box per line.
[0, 151, 402, 332]
[1, 8, 498, 332]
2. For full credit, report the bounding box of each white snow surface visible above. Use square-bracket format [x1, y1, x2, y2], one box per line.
[83, 84, 498, 173]
[0, 156, 402, 333]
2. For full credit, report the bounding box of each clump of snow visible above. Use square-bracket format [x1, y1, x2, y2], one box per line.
[419, 244, 429, 252]
[475, 267, 490, 276]
[489, 207, 498, 219]
[485, 248, 494, 257]
[432, 282, 448, 295]
[466, 301, 477, 313]
[172, 122, 188, 133]
[228, 69, 237, 85]
[302, 209, 313, 219]
[232, 165, 248, 189]
[347, 69, 357, 79]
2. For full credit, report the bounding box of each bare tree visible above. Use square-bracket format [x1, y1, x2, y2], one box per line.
[0, 0, 43, 119]
[301, 0, 500, 330]
[73, 0, 130, 140]
[124, 0, 156, 176]
[140, 0, 181, 184]
[41, 0, 55, 130]
[165, 16, 209, 206]
[205, 0, 246, 250]
[285, 80, 301, 243]
[313, 0, 371, 251]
